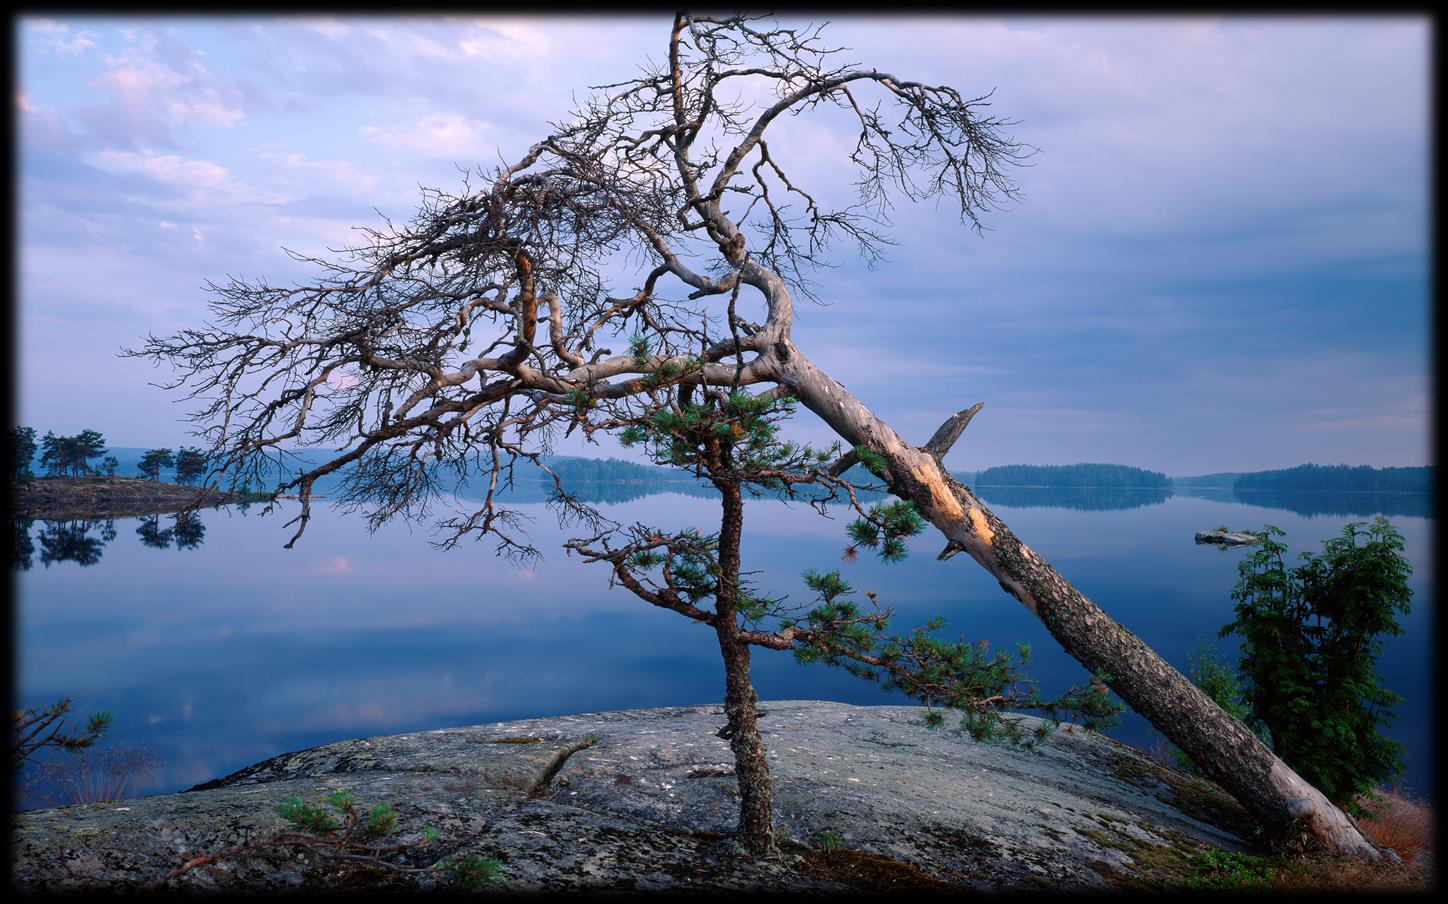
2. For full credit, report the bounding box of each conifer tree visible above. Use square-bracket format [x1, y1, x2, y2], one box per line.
[1222, 517, 1412, 812]
[569, 377, 1120, 855]
[174, 448, 209, 485]
[138, 448, 175, 481]
[11, 426, 38, 482]
[39, 430, 109, 477]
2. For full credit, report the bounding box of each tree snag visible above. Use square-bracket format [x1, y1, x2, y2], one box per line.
[127, 13, 1381, 858]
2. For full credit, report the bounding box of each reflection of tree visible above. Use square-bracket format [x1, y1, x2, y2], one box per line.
[172, 511, 206, 550]
[975, 485, 1172, 512]
[12, 516, 35, 571]
[136, 515, 174, 550]
[20, 744, 161, 809]
[38, 519, 115, 568]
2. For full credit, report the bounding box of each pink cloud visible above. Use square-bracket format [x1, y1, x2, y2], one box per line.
[311, 556, 353, 575]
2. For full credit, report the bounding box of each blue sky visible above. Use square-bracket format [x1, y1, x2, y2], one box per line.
[15, 14, 1430, 475]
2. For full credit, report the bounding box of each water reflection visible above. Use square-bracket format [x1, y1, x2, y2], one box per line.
[1232, 489, 1432, 519]
[12, 512, 208, 571]
[39, 519, 116, 568]
[975, 485, 1172, 511]
[136, 515, 172, 549]
[1175, 487, 1432, 519]
[303, 470, 890, 508]
[15, 488, 1434, 803]
[20, 744, 162, 810]
[13, 516, 35, 571]
[174, 512, 206, 550]
[134, 512, 208, 551]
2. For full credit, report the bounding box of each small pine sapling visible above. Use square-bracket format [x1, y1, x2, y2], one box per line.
[571, 383, 1122, 857]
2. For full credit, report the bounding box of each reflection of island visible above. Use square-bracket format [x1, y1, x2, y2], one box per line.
[974, 485, 1172, 511]
[11, 511, 208, 572]
[134, 512, 207, 550]
[448, 476, 716, 506]
[252, 454, 896, 507]
[13, 517, 35, 571]
[1171, 485, 1430, 518]
[173, 512, 206, 549]
[37, 519, 117, 568]
[1230, 489, 1430, 519]
[136, 514, 172, 549]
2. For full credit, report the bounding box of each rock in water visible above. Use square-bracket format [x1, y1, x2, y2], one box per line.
[11, 701, 1252, 892]
[1194, 529, 1260, 547]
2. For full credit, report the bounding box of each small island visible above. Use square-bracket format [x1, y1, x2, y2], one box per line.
[13, 476, 247, 522]
[972, 463, 1171, 489]
[10, 428, 250, 521]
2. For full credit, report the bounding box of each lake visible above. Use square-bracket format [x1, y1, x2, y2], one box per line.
[13, 483, 1434, 809]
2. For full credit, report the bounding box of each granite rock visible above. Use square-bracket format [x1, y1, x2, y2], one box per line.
[11, 701, 1253, 892]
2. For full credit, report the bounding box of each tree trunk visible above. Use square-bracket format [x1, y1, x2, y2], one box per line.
[772, 342, 1381, 858]
[711, 462, 776, 857]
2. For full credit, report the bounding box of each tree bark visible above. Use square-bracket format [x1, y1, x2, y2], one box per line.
[710, 453, 776, 857]
[770, 341, 1381, 858]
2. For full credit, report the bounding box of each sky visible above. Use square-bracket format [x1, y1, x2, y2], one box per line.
[14, 14, 1432, 476]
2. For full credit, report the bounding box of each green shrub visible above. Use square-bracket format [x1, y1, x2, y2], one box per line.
[1179, 848, 1274, 891]
[1221, 517, 1411, 813]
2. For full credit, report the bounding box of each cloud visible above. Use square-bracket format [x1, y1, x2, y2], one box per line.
[311, 556, 353, 576]
[260, 151, 380, 195]
[299, 16, 350, 39]
[14, 16, 1429, 469]
[361, 113, 493, 159]
[457, 20, 552, 59]
[76, 28, 248, 145]
[24, 18, 98, 56]
[90, 149, 290, 207]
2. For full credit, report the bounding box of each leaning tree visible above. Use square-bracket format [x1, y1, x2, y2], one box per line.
[126, 13, 1383, 857]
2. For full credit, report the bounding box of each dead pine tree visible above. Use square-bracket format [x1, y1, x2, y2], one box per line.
[567, 380, 1123, 856]
[125, 13, 1383, 857]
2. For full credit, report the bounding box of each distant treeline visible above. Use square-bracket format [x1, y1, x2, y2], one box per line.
[973, 463, 1170, 489]
[1168, 472, 1242, 489]
[1233, 464, 1432, 493]
[540, 456, 682, 485]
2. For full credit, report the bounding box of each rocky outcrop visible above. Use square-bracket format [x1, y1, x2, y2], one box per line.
[11, 702, 1254, 892]
[12, 477, 244, 520]
[1194, 529, 1261, 547]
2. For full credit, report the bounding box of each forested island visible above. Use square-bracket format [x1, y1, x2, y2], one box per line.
[1168, 472, 1243, 489]
[1233, 464, 1431, 493]
[972, 463, 1171, 489]
[539, 456, 687, 486]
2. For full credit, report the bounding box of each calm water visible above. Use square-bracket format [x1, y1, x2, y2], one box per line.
[13, 486, 1435, 807]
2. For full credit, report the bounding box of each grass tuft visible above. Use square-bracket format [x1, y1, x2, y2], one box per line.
[1357, 788, 1434, 866]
